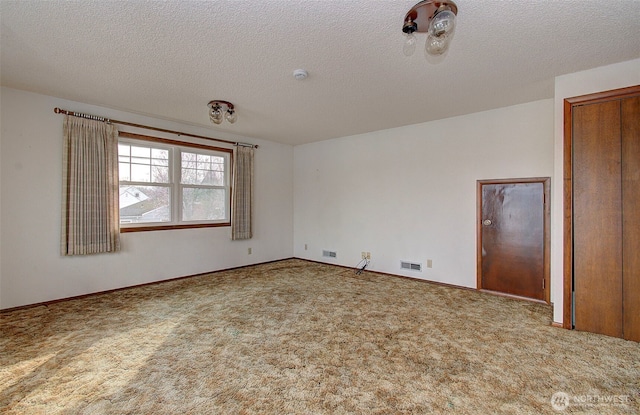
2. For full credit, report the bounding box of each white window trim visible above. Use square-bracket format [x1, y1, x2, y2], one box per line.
[118, 133, 232, 231]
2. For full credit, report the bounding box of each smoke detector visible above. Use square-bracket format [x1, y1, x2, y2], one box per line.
[293, 69, 308, 80]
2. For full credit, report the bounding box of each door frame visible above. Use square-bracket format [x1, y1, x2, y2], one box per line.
[477, 177, 551, 303]
[562, 85, 640, 329]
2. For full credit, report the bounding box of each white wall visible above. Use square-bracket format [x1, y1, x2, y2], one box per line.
[551, 58, 640, 324]
[3, 59, 636, 313]
[0, 87, 294, 309]
[294, 99, 554, 289]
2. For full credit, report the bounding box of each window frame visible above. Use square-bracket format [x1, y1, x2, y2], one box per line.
[118, 132, 232, 232]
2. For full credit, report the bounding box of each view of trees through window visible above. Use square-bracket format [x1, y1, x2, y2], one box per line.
[118, 138, 230, 227]
[180, 152, 226, 222]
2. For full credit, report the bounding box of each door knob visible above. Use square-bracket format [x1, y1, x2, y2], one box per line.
[483, 219, 492, 226]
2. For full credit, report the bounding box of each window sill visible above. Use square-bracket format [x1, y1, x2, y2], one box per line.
[120, 222, 231, 233]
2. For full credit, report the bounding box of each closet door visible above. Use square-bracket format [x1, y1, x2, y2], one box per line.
[573, 100, 623, 338]
[622, 96, 640, 342]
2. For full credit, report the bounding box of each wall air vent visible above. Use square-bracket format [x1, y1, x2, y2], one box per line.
[401, 261, 422, 272]
[322, 250, 337, 258]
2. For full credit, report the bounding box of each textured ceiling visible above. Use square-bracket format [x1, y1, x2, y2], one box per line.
[1, 0, 639, 145]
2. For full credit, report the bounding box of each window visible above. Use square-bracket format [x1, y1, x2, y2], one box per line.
[118, 132, 232, 231]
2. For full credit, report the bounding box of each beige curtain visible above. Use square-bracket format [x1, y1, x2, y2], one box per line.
[61, 115, 120, 255]
[231, 145, 254, 240]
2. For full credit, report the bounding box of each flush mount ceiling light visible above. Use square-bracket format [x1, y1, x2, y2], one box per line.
[207, 100, 237, 125]
[402, 0, 458, 57]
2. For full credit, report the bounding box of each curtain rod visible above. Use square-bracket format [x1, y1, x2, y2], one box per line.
[53, 107, 258, 149]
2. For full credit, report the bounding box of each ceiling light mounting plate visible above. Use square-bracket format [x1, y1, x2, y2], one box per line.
[404, 0, 457, 33]
[208, 100, 234, 111]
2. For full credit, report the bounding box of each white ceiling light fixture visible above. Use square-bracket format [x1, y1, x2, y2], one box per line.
[207, 100, 237, 125]
[402, 0, 458, 57]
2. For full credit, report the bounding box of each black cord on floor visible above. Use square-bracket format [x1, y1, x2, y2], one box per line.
[355, 258, 370, 275]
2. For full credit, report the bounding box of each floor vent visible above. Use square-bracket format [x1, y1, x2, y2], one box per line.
[322, 250, 337, 258]
[401, 261, 422, 272]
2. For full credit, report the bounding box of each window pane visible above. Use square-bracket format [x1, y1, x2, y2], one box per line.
[131, 163, 150, 182]
[119, 144, 170, 184]
[197, 153, 210, 165]
[182, 188, 226, 221]
[181, 151, 225, 186]
[152, 148, 168, 160]
[120, 185, 171, 224]
[181, 168, 195, 184]
[182, 159, 196, 169]
[118, 144, 130, 156]
[151, 166, 169, 183]
[131, 146, 150, 157]
[119, 162, 130, 181]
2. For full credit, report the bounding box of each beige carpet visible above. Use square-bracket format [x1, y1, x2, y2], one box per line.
[1, 259, 638, 414]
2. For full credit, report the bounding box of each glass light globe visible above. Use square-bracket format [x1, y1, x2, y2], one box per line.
[425, 33, 451, 56]
[210, 106, 223, 124]
[403, 32, 417, 56]
[429, 9, 456, 37]
[225, 109, 237, 124]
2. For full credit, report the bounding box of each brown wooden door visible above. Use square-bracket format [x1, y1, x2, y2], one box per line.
[622, 96, 640, 342]
[478, 179, 548, 301]
[572, 100, 623, 338]
[564, 86, 640, 341]
[572, 96, 640, 341]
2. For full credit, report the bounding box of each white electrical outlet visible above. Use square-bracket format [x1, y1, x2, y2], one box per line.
[367, 252, 371, 260]
[361, 251, 367, 259]
[305, 244, 308, 250]
[248, 247, 252, 255]
[427, 259, 432, 268]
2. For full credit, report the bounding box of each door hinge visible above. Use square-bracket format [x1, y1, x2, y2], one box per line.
[542, 279, 545, 289]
